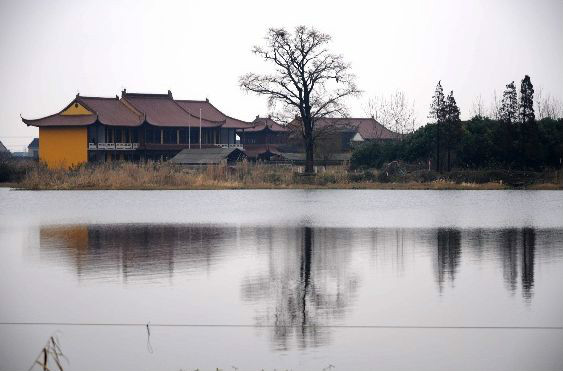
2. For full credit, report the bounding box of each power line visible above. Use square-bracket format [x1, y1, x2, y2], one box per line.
[0, 322, 561, 330]
[0, 136, 37, 138]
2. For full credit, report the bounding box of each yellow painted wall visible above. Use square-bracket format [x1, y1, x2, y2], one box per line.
[61, 102, 92, 116]
[39, 127, 88, 169]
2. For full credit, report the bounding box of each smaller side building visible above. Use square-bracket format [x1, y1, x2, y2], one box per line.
[289, 117, 402, 152]
[28, 138, 39, 159]
[0, 140, 9, 154]
[170, 147, 246, 166]
[238, 116, 289, 160]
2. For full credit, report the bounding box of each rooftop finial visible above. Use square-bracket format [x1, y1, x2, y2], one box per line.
[205, 97, 209, 102]
[122, 89, 127, 97]
[168, 90, 173, 98]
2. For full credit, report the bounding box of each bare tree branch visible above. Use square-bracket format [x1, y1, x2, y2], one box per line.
[364, 91, 416, 136]
[240, 26, 361, 173]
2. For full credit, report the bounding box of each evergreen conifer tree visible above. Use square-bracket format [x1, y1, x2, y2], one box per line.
[444, 91, 461, 172]
[429, 81, 446, 172]
[500, 82, 518, 124]
[519, 75, 535, 125]
[519, 75, 539, 167]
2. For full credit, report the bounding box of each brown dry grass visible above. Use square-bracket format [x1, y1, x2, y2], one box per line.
[15, 161, 562, 190]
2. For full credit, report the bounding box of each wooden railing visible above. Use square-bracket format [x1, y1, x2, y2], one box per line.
[216, 144, 243, 149]
[89, 143, 240, 150]
[89, 143, 139, 150]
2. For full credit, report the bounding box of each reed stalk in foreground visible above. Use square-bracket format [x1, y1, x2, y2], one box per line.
[29, 335, 66, 371]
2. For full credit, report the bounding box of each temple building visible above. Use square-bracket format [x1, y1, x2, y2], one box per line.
[237, 116, 290, 160]
[22, 90, 254, 168]
[289, 116, 402, 152]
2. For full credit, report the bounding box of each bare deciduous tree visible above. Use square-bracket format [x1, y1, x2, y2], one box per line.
[536, 87, 563, 119]
[470, 95, 485, 119]
[240, 26, 360, 173]
[488, 90, 502, 120]
[364, 91, 416, 136]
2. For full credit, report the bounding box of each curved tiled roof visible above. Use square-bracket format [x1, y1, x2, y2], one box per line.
[0, 140, 9, 153]
[289, 117, 401, 140]
[123, 94, 222, 128]
[176, 100, 226, 122]
[240, 116, 288, 132]
[222, 117, 253, 129]
[22, 91, 254, 129]
[28, 138, 39, 149]
[320, 118, 401, 140]
[176, 100, 253, 129]
[78, 97, 142, 126]
[22, 112, 97, 127]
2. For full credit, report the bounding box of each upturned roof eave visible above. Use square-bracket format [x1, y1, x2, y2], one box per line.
[21, 113, 98, 127]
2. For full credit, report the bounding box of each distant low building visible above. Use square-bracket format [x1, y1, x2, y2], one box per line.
[27, 138, 39, 159]
[290, 117, 402, 152]
[238, 116, 289, 145]
[277, 152, 351, 166]
[169, 147, 246, 166]
[0, 140, 9, 156]
[11, 152, 30, 158]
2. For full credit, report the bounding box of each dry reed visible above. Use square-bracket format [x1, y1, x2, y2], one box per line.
[29, 335, 66, 371]
[15, 161, 561, 190]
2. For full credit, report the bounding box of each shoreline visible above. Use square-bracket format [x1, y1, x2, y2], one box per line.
[3, 181, 561, 191]
[3, 162, 561, 191]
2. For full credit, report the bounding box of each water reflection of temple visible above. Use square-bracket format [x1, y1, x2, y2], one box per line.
[37, 224, 560, 350]
[39, 224, 234, 283]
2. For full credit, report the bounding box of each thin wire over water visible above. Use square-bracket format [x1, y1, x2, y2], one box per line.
[1, 322, 561, 330]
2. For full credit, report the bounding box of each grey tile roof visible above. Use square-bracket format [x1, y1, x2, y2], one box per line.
[169, 147, 245, 165]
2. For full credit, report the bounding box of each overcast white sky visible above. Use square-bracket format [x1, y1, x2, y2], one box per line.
[0, 0, 562, 151]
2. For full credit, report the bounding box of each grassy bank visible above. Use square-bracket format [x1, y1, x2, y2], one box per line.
[7, 161, 562, 190]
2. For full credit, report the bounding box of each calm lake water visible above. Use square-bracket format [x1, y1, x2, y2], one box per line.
[0, 188, 562, 371]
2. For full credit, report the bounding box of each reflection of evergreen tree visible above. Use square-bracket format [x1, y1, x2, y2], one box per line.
[521, 228, 536, 301]
[500, 229, 519, 293]
[434, 229, 462, 291]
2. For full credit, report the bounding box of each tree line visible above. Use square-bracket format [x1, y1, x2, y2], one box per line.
[239, 26, 561, 172]
[352, 75, 562, 171]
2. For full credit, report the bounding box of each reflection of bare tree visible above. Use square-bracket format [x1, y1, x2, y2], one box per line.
[39, 224, 233, 283]
[434, 229, 461, 292]
[241, 227, 360, 351]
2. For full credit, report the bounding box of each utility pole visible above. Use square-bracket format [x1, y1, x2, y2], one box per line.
[199, 108, 202, 149]
[188, 112, 191, 149]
